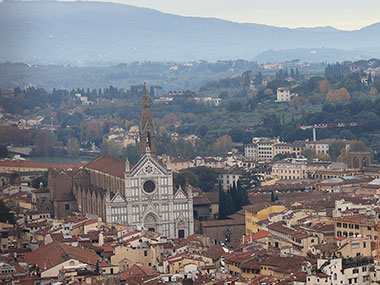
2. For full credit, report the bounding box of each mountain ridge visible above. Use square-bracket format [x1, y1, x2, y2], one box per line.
[0, 1, 379, 64]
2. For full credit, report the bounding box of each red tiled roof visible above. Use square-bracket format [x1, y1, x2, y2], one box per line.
[0, 159, 84, 169]
[85, 153, 125, 178]
[202, 245, 226, 260]
[84, 219, 97, 226]
[333, 214, 369, 223]
[24, 241, 106, 271]
[121, 264, 159, 281]
[241, 230, 271, 242]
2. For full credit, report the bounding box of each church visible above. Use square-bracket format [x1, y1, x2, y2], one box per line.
[49, 84, 194, 239]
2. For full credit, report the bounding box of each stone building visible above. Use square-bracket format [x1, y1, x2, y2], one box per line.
[349, 151, 372, 169]
[49, 84, 194, 238]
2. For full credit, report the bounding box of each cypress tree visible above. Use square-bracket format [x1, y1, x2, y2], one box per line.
[225, 185, 236, 216]
[218, 183, 226, 220]
[237, 180, 249, 207]
[271, 191, 276, 202]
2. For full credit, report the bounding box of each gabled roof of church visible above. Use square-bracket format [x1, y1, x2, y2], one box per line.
[85, 153, 129, 178]
[130, 152, 168, 176]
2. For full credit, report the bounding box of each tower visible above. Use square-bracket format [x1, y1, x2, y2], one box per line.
[140, 83, 156, 156]
[100, 83, 193, 238]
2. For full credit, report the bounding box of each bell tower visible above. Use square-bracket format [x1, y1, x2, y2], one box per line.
[140, 82, 156, 157]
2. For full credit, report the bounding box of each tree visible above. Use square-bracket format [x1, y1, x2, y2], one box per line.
[173, 171, 200, 190]
[329, 141, 346, 161]
[230, 182, 240, 212]
[264, 88, 274, 96]
[271, 191, 277, 202]
[302, 148, 315, 158]
[185, 167, 218, 192]
[0, 200, 15, 224]
[225, 187, 235, 216]
[32, 172, 48, 188]
[369, 87, 378, 96]
[101, 140, 123, 159]
[239, 170, 261, 191]
[316, 153, 331, 161]
[66, 137, 80, 157]
[218, 183, 227, 220]
[212, 135, 233, 156]
[237, 180, 249, 207]
[326, 88, 350, 103]
[337, 140, 371, 163]
[350, 140, 371, 152]
[85, 122, 103, 145]
[0, 145, 8, 158]
[319, 80, 331, 95]
[10, 172, 21, 185]
[33, 131, 57, 156]
[124, 143, 140, 164]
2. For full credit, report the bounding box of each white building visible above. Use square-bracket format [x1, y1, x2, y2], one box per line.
[194, 97, 222, 106]
[305, 139, 332, 154]
[104, 84, 194, 239]
[276, 87, 297, 102]
[307, 258, 374, 285]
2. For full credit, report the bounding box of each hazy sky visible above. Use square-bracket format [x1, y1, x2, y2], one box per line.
[67, 0, 380, 30]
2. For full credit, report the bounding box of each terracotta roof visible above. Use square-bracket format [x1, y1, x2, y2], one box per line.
[120, 264, 159, 282]
[31, 188, 50, 194]
[224, 250, 255, 264]
[203, 191, 219, 204]
[202, 245, 226, 260]
[84, 219, 97, 226]
[0, 159, 84, 169]
[268, 222, 310, 239]
[193, 196, 211, 205]
[244, 203, 272, 214]
[241, 230, 271, 242]
[85, 153, 125, 178]
[333, 214, 370, 223]
[24, 241, 107, 271]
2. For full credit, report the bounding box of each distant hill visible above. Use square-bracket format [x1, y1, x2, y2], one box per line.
[0, 1, 380, 64]
[254, 48, 360, 63]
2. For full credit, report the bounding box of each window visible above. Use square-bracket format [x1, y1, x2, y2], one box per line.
[144, 250, 147, 256]
[337, 223, 342, 228]
[65, 204, 70, 210]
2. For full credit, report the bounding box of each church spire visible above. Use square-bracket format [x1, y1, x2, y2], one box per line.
[140, 82, 156, 157]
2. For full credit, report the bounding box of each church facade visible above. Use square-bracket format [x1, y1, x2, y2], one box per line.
[50, 84, 194, 238]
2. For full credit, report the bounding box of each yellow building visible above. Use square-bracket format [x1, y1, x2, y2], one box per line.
[333, 214, 378, 240]
[245, 204, 287, 235]
[273, 143, 292, 158]
[165, 254, 206, 274]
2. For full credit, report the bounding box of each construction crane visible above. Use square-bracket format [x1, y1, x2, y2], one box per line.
[298, 122, 363, 154]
